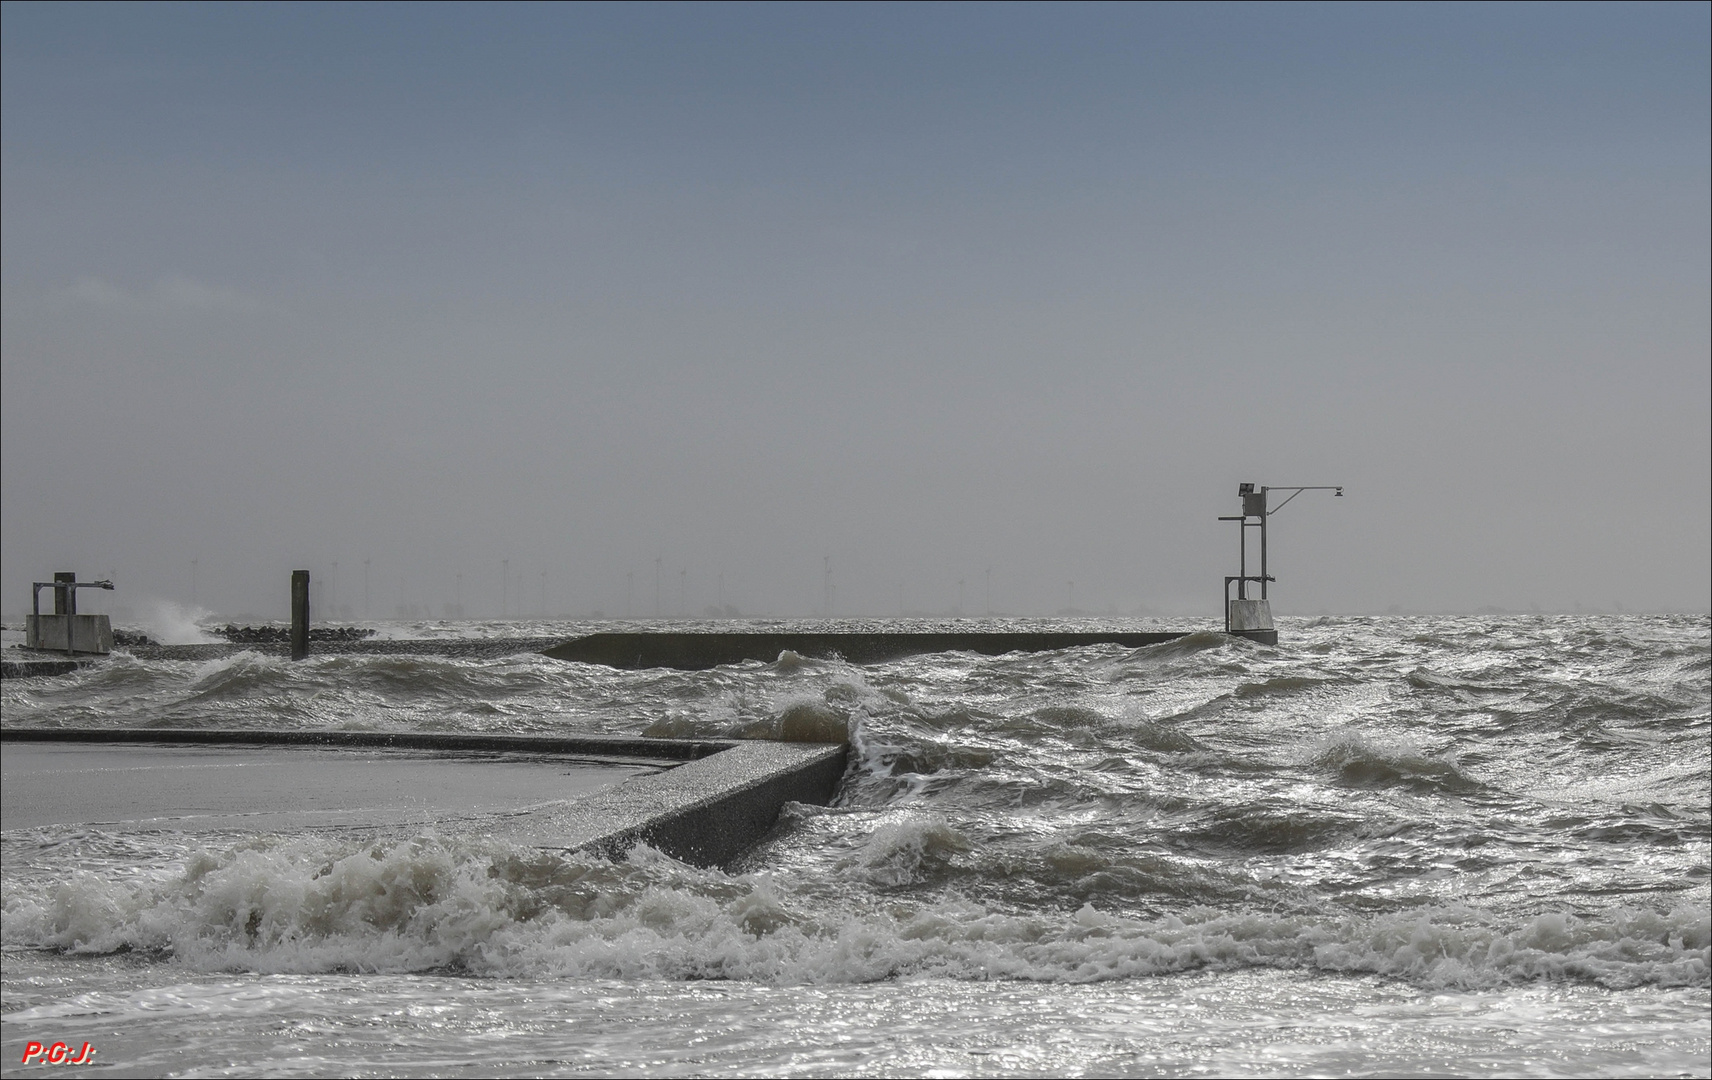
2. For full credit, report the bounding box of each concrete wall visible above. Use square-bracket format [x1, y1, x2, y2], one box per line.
[543, 630, 1187, 670]
[24, 614, 113, 654]
[534, 741, 849, 867]
[1227, 600, 1273, 631]
[1227, 599, 1277, 644]
[0, 658, 90, 679]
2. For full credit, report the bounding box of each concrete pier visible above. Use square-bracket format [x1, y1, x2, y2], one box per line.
[7, 636, 572, 667]
[4, 628, 1226, 679]
[0, 742, 651, 832]
[542, 630, 1189, 670]
[492, 739, 849, 866]
[0, 728, 847, 868]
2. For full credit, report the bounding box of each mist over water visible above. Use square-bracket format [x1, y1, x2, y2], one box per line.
[3, 614, 1706, 1074]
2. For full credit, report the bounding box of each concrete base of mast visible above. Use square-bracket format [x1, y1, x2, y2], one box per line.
[1227, 599, 1277, 645]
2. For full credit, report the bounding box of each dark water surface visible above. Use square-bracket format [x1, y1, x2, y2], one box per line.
[3, 614, 1707, 1076]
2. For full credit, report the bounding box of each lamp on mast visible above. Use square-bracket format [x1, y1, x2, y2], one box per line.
[1218, 483, 1343, 644]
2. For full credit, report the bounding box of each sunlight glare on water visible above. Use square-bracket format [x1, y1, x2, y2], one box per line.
[2, 615, 1707, 1076]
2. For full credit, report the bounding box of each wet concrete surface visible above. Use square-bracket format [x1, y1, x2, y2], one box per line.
[1, 742, 651, 832]
[1, 730, 849, 866]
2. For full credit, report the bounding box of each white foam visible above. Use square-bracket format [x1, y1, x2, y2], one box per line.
[3, 833, 1704, 990]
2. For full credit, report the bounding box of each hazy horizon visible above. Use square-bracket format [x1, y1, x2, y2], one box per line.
[5, 4, 1708, 624]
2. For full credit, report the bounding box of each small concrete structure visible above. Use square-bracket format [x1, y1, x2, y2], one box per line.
[24, 615, 113, 654]
[0, 728, 847, 868]
[25, 572, 114, 655]
[543, 630, 1188, 670]
[1227, 599, 1276, 642]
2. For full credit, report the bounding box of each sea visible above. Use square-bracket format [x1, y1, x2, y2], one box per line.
[2, 614, 1708, 1077]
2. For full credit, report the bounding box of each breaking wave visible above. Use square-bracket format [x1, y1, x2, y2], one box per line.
[1311, 731, 1484, 792]
[3, 832, 1703, 990]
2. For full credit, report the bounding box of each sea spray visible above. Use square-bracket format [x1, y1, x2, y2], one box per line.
[4, 613, 1707, 1074]
[3, 829, 1703, 989]
[135, 598, 221, 645]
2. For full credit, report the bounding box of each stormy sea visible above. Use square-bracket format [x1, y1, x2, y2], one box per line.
[2, 614, 1707, 1077]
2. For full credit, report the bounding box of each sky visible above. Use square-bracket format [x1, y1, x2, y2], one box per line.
[3, 2, 1707, 622]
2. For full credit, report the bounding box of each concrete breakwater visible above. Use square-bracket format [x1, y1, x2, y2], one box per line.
[542, 630, 1189, 670]
[100, 636, 569, 662]
[2, 632, 573, 675]
[6, 629, 1200, 677]
[0, 728, 848, 868]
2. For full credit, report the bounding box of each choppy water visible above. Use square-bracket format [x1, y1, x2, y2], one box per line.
[3, 615, 1708, 1077]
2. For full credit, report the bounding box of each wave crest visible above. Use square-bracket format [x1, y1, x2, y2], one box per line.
[1314, 732, 1483, 792]
[4, 834, 1704, 990]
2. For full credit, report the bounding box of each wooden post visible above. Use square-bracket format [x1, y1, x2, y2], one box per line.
[291, 570, 310, 660]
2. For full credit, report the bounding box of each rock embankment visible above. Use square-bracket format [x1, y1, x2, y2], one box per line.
[216, 625, 378, 644]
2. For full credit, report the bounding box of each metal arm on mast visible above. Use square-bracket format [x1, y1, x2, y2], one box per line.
[1258, 486, 1342, 600]
[1220, 483, 1343, 643]
[1265, 486, 1344, 516]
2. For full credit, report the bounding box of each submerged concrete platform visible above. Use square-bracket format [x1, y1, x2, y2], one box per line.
[0, 728, 847, 867]
[542, 630, 1189, 670]
[0, 742, 650, 832]
[1, 656, 94, 679]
